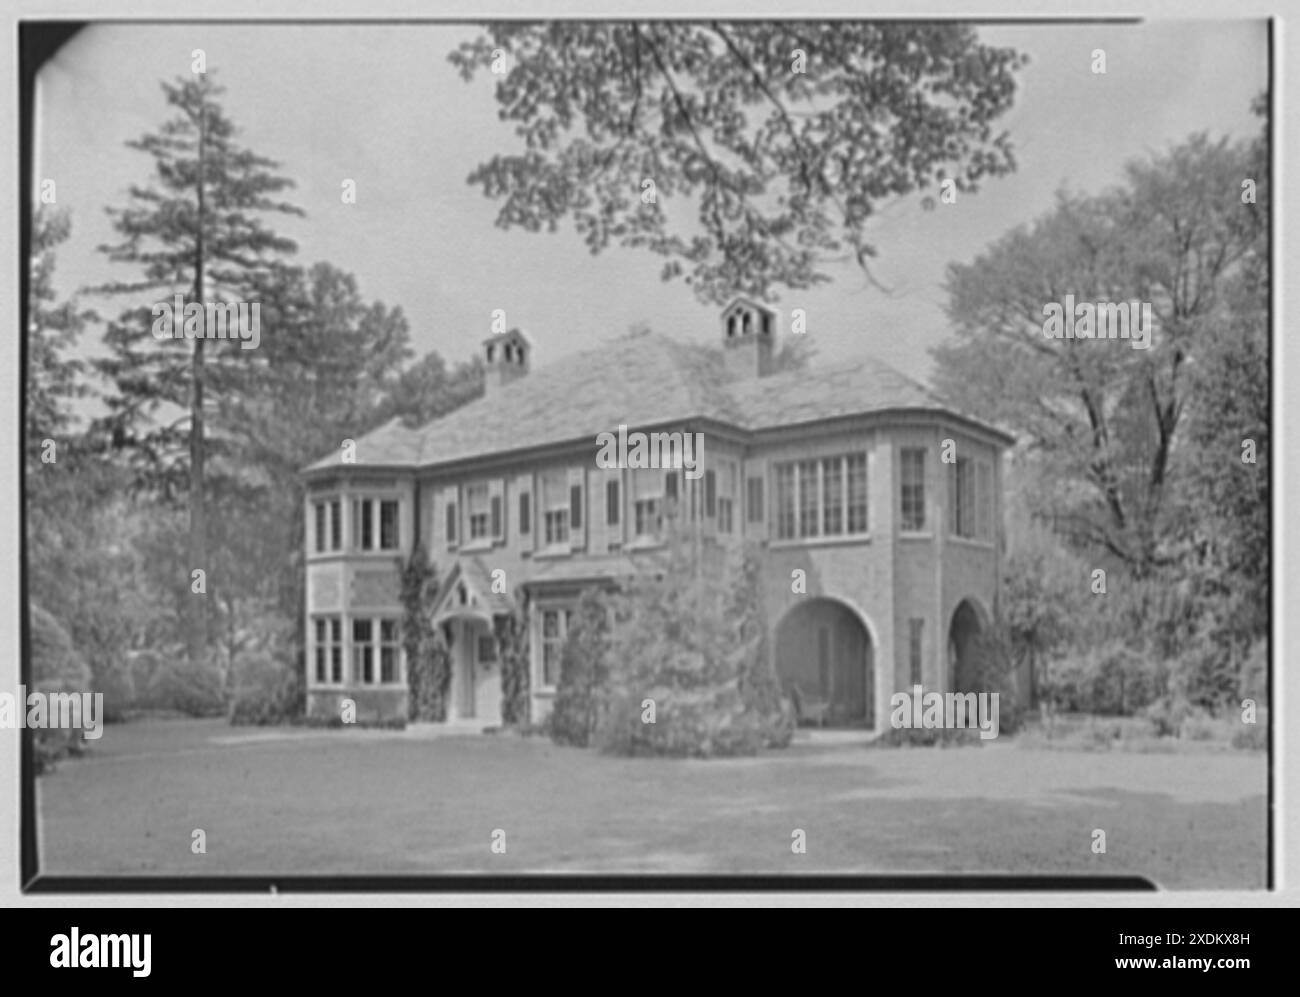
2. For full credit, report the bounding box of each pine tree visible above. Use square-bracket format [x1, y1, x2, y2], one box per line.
[95, 72, 303, 665]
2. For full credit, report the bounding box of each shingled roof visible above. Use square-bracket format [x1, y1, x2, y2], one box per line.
[303, 331, 1009, 474]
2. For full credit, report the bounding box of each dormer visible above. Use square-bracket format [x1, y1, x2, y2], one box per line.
[720, 298, 776, 378]
[482, 327, 532, 395]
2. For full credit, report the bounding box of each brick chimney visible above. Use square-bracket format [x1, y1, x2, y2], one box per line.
[482, 328, 532, 395]
[720, 298, 776, 378]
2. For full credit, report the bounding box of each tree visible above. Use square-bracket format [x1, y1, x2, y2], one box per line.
[932, 128, 1259, 578]
[95, 72, 303, 665]
[27, 206, 92, 471]
[450, 23, 1026, 303]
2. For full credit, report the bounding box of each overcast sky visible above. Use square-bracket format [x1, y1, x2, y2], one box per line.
[36, 20, 1267, 397]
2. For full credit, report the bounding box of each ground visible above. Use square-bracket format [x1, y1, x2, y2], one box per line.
[37, 719, 1267, 888]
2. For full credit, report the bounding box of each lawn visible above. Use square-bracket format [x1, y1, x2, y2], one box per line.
[36, 718, 1267, 888]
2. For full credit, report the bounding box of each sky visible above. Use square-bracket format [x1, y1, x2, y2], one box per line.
[35, 20, 1268, 400]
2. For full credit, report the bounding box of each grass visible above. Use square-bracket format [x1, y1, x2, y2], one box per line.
[35, 718, 1267, 887]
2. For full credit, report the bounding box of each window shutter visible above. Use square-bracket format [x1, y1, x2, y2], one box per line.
[606, 477, 620, 526]
[665, 471, 678, 501]
[446, 494, 457, 545]
[489, 479, 505, 540]
[704, 469, 716, 517]
[568, 467, 586, 549]
[519, 491, 530, 535]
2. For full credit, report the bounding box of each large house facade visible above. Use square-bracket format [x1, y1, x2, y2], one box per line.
[300, 299, 1015, 732]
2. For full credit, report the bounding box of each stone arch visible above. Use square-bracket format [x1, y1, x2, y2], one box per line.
[774, 597, 876, 728]
[948, 597, 990, 694]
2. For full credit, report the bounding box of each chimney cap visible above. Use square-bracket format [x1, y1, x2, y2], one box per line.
[481, 327, 534, 349]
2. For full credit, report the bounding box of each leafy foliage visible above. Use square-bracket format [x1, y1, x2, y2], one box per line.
[548, 589, 611, 747]
[451, 22, 1026, 302]
[400, 545, 452, 721]
[494, 603, 532, 727]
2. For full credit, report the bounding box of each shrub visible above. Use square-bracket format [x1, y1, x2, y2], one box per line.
[28, 603, 94, 774]
[494, 605, 531, 727]
[548, 589, 610, 748]
[595, 539, 792, 758]
[1042, 641, 1163, 715]
[143, 659, 226, 717]
[1231, 707, 1267, 751]
[228, 650, 304, 725]
[400, 545, 452, 721]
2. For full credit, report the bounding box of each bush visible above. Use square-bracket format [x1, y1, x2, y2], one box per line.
[28, 603, 94, 774]
[594, 539, 792, 758]
[548, 589, 610, 748]
[400, 546, 452, 722]
[228, 651, 304, 725]
[142, 659, 226, 717]
[93, 660, 136, 723]
[1043, 641, 1164, 715]
[1231, 707, 1267, 751]
[495, 607, 531, 728]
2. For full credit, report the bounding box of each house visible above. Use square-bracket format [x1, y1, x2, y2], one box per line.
[300, 299, 1016, 731]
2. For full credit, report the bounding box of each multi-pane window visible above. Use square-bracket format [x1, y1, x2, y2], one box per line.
[606, 478, 620, 525]
[352, 618, 402, 685]
[746, 476, 764, 524]
[847, 454, 868, 533]
[775, 464, 796, 539]
[540, 609, 573, 688]
[353, 498, 401, 550]
[900, 449, 927, 532]
[541, 471, 569, 546]
[380, 500, 399, 549]
[380, 620, 400, 683]
[634, 499, 660, 538]
[909, 618, 924, 686]
[951, 458, 976, 538]
[774, 454, 870, 541]
[467, 483, 490, 540]
[949, 456, 994, 541]
[313, 617, 343, 683]
[313, 500, 343, 553]
[352, 619, 374, 684]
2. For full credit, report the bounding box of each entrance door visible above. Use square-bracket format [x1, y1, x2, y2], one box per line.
[459, 622, 476, 718]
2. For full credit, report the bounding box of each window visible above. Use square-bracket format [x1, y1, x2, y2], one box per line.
[519, 491, 531, 535]
[541, 470, 569, 547]
[330, 618, 342, 682]
[380, 500, 399, 549]
[718, 497, 733, 533]
[314, 618, 328, 682]
[746, 476, 764, 524]
[976, 461, 992, 540]
[634, 499, 660, 538]
[901, 449, 927, 532]
[353, 619, 374, 684]
[951, 457, 977, 538]
[446, 499, 458, 545]
[347, 618, 400, 685]
[477, 633, 498, 664]
[540, 609, 571, 688]
[823, 457, 843, 535]
[909, 618, 924, 686]
[313, 500, 343, 552]
[847, 454, 868, 533]
[380, 620, 400, 683]
[353, 498, 401, 550]
[606, 478, 620, 525]
[467, 483, 490, 540]
[774, 454, 869, 541]
[354, 499, 374, 550]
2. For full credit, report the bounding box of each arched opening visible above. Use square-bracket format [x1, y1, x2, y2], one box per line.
[775, 598, 874, 728]
[948, 598, 986, 694]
